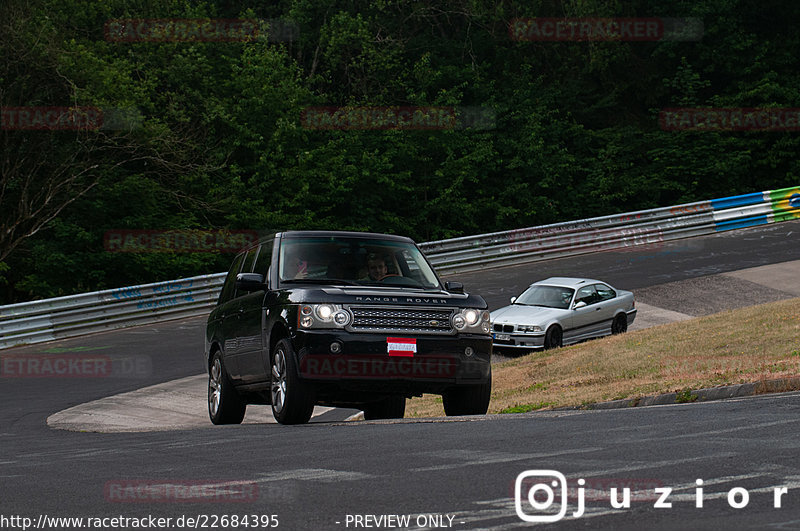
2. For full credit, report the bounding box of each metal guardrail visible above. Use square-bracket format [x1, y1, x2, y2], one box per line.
[0, 274, 225, 348]
[420, 185, 800, 273]
[1, 186, 798, 348]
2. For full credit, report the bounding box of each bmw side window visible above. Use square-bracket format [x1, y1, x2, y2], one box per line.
[218, 252, 246, 304]
[576, 286, 597, 305]
[595, 284, 616, 301]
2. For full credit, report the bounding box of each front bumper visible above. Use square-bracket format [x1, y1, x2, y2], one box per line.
[491, 331, 545, 349]
[292, 330, 491, 395]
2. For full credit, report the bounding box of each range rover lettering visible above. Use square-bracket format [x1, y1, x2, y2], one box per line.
[205, 231, 493, 425]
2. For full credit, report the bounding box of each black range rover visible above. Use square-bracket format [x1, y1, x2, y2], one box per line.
[205, 230, 492, 425]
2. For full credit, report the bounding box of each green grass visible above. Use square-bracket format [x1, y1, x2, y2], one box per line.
[407, 297, 800, 417]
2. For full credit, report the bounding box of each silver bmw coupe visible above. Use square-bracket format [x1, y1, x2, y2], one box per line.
[490, 277, 637, 350]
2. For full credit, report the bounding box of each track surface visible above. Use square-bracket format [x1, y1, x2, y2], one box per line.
[1, 220, 799, 529]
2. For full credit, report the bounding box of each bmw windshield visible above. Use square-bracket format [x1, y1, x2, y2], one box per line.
[515, 285, 575, 310]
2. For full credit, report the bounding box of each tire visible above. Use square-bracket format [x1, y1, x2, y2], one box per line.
[208, 351, 246, 425]
[442, 367, 492, 416]
[363, 396, 406, 420]
[612, 313, 628, 334]
[270, 339, 316, 425]
[544, 325, 563, 349]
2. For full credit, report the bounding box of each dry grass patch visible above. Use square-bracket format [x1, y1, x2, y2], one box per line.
[406, 297, 800, 417]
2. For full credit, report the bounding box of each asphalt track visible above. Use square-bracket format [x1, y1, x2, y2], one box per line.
[1, 220, 799, 530]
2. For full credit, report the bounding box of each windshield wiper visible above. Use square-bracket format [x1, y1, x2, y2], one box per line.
[282, 278, 359, 286]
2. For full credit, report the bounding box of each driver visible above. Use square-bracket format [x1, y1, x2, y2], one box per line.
[364, 253, 390, 281]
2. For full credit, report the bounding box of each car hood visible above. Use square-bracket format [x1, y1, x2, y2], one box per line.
[491, 304, 566, 324]
[282, 286, 487, 309]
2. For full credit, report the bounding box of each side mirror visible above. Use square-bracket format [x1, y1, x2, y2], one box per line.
[236, 273, 266, 292]
[573, 300, 587, 309]
[510, 296, 517, 304]
[445, 281, 464, 294]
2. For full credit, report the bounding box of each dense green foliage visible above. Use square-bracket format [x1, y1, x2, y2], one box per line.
[2, 0, 798, 302]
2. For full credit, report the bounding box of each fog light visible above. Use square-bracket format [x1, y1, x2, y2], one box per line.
[465, 346, 474, 357]
[333, 310, 351, 326]
[330, 342, 342, 354]
[300, 316, 313, 328]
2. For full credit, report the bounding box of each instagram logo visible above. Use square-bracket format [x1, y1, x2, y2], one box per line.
[515, 470, 571, 523]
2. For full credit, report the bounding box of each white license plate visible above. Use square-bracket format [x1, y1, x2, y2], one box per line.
[494, 334, 510, 341]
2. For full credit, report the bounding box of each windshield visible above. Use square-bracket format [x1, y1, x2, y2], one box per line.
[278, 236, 441, 289]
[515, 285, 574, 309]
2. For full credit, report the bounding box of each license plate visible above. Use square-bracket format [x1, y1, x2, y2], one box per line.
[494, 334, 510, 341]
[387, 337, 416, 357]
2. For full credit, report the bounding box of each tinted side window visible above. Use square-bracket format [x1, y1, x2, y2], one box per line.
[253, 239, 274, 279]
[595, 284, 616, 301]
[241, 247, 259, 274]
[218, 252, 246, 305]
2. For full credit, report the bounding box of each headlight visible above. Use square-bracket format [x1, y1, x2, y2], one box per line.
[517, 325, 543, 333]
[298, 304, 351, 329]
[462, 309, 480, 326]
[454, 308, 491, 334]
[316, 304, 335, 321]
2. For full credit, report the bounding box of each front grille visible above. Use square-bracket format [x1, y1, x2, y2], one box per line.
[493, 324, 514, 333]
[348, 306, 454, 334]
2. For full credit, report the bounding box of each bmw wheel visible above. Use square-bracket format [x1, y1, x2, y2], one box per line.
[612, 314, 628, 334]
[544, 325, 563, 349]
